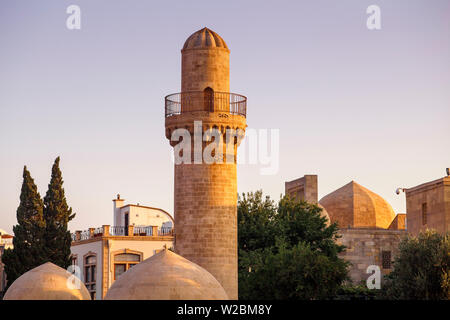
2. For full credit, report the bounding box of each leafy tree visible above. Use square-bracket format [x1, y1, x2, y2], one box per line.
[2, 166, 47, 288]
[43, 156, 75, 269]
[238, 191, 349, 299]
[382, 230, 449, 300]
[238, 191, 277, 252]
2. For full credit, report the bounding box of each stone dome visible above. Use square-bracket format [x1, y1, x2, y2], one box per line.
[104, 249, 228, 300]
[3, 262, 91, 300]
[317, 203, 331, 226]
[319, 181, 396, 229]
[182, 27, 228, 50]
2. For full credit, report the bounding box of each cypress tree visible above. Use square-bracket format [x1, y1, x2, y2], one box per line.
[44, 157, 75, 269]
[2, 166, 46, 288]
[43, 156, 75, 269]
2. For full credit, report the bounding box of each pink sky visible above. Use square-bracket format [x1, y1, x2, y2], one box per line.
[1, 0, 449, 234]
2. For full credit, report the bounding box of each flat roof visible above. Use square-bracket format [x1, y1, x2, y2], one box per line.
[406, 176, 450, 194]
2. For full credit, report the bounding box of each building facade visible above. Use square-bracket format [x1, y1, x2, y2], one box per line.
[0, 229, 13, 296]
[405, 175, 450, 236]
[70, 196, 174, 300]
[285, 175, 406, 284]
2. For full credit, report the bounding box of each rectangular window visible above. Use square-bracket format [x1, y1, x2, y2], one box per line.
[422, 203, 427, 225]
[114, 264, 126, 280]
[113, 253, 141, 280]
[382, 251, 391, 269]
[84, 254, 97, 299]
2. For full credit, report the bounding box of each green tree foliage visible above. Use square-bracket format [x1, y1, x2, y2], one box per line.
[238, 191, 349, 299]
[2, 166, 47, 288]
[43, 156, 76, 269]
[382, 230, 450, 300]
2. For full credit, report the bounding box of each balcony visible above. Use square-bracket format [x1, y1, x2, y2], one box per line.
[165, 91, 246, 118]
[71, 225, 174, 242]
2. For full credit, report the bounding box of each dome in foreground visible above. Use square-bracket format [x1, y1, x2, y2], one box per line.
[182, 27, 228, 50]
[319, 181, 396, 229]
[104, 249, 228, 300]
[3, 262, 91, 300]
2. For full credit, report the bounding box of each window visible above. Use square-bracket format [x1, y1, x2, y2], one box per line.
[203, 87, 214, 112]
[422, 203, 427, 225]
[114, 253, 141, 280]
[70, 255, 78, 275]
[84, 254, 97, 300]
[124, 213, 129, 235]
[382, 251, 391, 269]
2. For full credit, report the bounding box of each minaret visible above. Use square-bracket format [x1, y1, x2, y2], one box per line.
[165, 28, 247, 299]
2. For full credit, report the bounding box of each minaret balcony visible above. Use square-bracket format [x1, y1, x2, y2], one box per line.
[165, 91, 247, 118]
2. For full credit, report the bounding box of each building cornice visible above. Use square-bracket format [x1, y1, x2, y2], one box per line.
[71, 235, 174, 246]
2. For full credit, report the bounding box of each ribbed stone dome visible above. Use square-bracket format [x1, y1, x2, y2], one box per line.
[182, 27, 228, 50]
[104, 249, 228, 300]
[3, 262, 91, 300]
[319, 181, 396, 229]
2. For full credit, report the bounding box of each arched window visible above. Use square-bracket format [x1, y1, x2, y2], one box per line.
[84, 254, 97, 300]
[204, 87, 214, 112]
[114, 253, 141, 280]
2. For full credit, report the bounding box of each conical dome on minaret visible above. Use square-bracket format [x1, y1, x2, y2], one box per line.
[182, 27, 229, 50]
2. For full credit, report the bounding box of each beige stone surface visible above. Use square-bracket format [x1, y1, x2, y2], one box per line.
[405, 176, 449, 236]
[181, 28, 230, 93]
[337, 228, 406, 284]
[104, 249, 228, 300]
[285, 175, 330, 225]
[165, 28, 245, 299]
[174, 163, 238, 299]
[319, 181, 396, 229]
[3, 262, 91, 300]
[285, 175, 318, 203]
[388, 213, 406, 230]
[183, 28, 228, 51]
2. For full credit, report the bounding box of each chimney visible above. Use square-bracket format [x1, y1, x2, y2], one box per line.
[113, 194, 125, 226]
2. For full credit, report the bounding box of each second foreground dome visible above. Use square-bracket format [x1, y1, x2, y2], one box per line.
[104, 249, 228, 300]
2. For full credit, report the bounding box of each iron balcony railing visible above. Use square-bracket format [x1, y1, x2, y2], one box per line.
[80, 231, 90, 241]
[165, 91, 247, 118]
[159, 226, 173, 236]
[133, 226, 153, 236]
[110, 226, 126, 236]
[71, 225, 174, 241]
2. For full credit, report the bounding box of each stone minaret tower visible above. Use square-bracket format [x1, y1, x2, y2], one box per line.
[164, 28, 247, 299]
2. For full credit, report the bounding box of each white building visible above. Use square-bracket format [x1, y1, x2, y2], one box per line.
[0, 229, 14, 296]
[70, 195, 174, 300]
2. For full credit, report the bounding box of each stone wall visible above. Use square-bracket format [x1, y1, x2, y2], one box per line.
[285, 175, 318, 203]
[181, 48, 230, 93]
[388, 213, 406, 230]
[405, 176, 449, 236]
[174, 162, 238, 299]
[337, 228, 406, 284]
